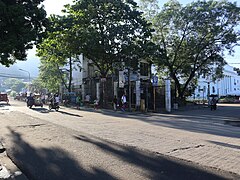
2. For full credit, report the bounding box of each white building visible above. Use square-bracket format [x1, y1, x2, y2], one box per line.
[193, 65, 240, 100]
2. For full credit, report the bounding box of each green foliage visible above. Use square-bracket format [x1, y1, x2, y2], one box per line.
[0, 0, 48, 66]
[143, 0, 240, 99]
[37, 15, 81, 93]
[38, 56, 63, 93]
[64, 0, 153, 77]
[3, 78, 25, 92]
[30, 78, 45, 93]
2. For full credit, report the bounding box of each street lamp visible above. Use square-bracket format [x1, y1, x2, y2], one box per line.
[19, 69, 31, 91]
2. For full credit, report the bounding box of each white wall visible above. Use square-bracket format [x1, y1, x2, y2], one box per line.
[193, 65, 240, 100]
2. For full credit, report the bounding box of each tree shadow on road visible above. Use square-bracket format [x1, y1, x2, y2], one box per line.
[207, 140, 240, 150]
[6, 127, 116, 180]
[73, 134, 237, 180]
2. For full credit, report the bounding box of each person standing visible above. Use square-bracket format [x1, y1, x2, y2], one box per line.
[76, 95, 82, 109]
[121, 94, 127, 111]
[210, 96, 217, 111]
[85, 94, 90, 106]
[113, 95, 118, 111]
[54, 93, 60, 106]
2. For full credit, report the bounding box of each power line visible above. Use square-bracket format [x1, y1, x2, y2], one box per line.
[0, 74, 26, 79]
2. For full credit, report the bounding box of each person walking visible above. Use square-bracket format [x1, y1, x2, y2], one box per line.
[210, 96, 217, 111]
[113, 95, 118, 111]
[121, 94, 127, 111]
[76, 95, 82, 109]
[54, 93, 60, 106]
[84, 94, 91, 107]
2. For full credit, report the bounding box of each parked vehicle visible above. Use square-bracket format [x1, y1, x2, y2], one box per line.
[0, 93, 9, 104]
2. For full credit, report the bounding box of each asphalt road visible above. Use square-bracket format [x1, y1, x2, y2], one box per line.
[0, 100, 239, 180]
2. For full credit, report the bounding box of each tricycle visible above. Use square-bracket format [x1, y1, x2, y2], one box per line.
[0, 93, 9, 104]
[27, 93, 43, 108]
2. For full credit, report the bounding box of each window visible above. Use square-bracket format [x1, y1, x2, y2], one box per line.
[140, 63, 149, 76]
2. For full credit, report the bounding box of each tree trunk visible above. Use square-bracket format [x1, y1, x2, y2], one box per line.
[100, 72, 108, 108]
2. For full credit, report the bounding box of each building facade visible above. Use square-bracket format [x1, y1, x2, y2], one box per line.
[192, 65, 240, 101]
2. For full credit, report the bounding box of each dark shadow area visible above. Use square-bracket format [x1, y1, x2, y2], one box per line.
[0, 102, 11, 107]
[57, 110, 83, 117]
[7, 127, 117, 180]
[74, 135, 239, 180]
[208, 140, 240, 150]
[31, 107, 50, 113]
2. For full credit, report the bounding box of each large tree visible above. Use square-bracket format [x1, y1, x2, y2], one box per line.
[141, 0, 240, 100]
[65, 0, 152, 77]
[0, 0, 47, 66]
[64, 0, 153, 105]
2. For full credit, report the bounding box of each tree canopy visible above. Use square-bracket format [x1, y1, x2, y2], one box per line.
[36, 15, 82, 93]
[64, 0, 153, 77]
[141, 0, 240, 99]
[0, 0, 47, 66]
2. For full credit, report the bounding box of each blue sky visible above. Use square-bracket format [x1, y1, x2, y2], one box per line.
[18, 0, 240, 77]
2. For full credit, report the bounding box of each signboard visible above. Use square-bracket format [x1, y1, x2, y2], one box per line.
[119, 71, 125, 88]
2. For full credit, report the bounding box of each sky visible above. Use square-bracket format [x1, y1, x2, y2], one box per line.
[17, 0, 240, 78]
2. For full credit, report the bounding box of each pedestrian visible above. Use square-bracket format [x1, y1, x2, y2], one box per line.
[121, 93, 127, 111]
[85, 94, 90, 107]
[76, 94, 82, 109]
[41, 93, 45, 104]
[54, 93, 60, 106]
[93, 98, 99, 110]
[210, 96, 217, 111]
[113, 95, 118, 111]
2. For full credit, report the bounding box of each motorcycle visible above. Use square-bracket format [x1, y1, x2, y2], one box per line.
[49, 102, 59, 111]
[27, 98, 34, 109]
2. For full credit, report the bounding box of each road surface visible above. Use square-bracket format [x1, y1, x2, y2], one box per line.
[0, 100, 239, 180]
